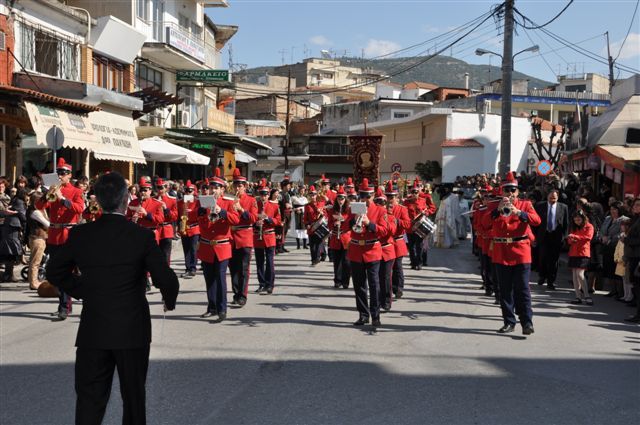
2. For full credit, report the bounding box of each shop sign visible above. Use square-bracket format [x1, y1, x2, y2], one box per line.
[167, 28, 205, 63]
[176, 69, 230, 83]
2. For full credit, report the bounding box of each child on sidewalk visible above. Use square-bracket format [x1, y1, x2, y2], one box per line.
[568, 210, 595, 305]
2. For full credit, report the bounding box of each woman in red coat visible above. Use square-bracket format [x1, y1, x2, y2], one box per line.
[568, 210, 595, 305]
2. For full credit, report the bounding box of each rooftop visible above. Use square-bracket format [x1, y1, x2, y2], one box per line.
[0, 84, 100, 114]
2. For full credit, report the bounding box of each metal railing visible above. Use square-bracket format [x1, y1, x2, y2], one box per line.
[140, 21, 205, 63]
[481, 86, 610, 101]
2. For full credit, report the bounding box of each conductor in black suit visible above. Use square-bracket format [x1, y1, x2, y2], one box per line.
[535, 189, 569, 290]
[47, 172, 179, 425]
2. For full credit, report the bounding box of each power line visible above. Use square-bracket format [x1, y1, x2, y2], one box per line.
[613, 0, 639, 62]
[513, 1, 573, 29]
[522, 28, 557, 77]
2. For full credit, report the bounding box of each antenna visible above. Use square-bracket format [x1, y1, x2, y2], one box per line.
[278, 49, 287, 65]
[320, 49, 331, 59]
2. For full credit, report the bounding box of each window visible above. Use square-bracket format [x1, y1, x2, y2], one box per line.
[178, 14, 190, 30]
[19, 22, 79, 80]
[136, 63, 162, 91]
[190, 22, 202, 38]
[92, 54, 124, 91]
[627, 128, 640, 145]
[137, 0, 149, 21]
[323, 73, 333, 79]
[391, 109, 412, 119]
[565, 84, 587, 92]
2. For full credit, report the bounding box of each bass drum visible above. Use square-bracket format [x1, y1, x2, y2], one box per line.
[411, 214, 437, 239]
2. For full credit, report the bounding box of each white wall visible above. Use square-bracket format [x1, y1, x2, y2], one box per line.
[449, 112, 531, 176]
[442, 148, 485, 182]
[376, 83, 401, 99]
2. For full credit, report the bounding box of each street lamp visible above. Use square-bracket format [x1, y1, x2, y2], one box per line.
[475, 44, 539, 175]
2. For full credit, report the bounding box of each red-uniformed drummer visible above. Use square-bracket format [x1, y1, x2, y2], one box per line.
[36, 158, 85, 321]
[486, 172, 541, 335]
[328, 186, 351, 288]
[197, 170, 240, 321]
[229, 168, 258, 307]
[347, 178, 390, 327]
[386, 181, 411, 299]
[374, 187, 397, 312]
[254, 179, 282, 294]
[177, 179, 200, 279]
[304, 185, 327, 266]
[404, 179, 429, 270]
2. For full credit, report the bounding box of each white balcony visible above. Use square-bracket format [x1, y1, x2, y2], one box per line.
[202, 0, 229, 7]
[140, 21, 209, 69]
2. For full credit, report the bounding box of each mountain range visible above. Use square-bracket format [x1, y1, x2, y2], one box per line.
[235, 55, 554, 91]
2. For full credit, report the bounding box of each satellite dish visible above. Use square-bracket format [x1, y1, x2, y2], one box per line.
[320, 49, 331, 59]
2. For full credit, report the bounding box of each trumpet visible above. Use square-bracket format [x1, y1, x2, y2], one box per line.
[46, 185, 59, 202]
[208, 194, 220, 223]
[352, 214, 365, 234]
[89, 202, 101, 215]
[501, 201, 513, 217]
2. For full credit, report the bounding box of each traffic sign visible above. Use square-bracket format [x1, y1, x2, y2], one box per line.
[536, 160, 553, 176]
[176, 70, 230, 83]
[391, 162, 402, 172]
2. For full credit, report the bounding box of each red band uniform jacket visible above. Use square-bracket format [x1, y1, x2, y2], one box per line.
[178, 197, 200, 237]
[36, 183, 84, 245]
[231, 193, 259, 249]
[389, 204, 411, 257]
[157, 194, 178, 240]
[380, 209, 398, 262]
[253, 200, 282, 249]
[126, 197, 165, 242]
[568, 222, 594, 258]
[486, 198, 541, 265]
[304, 200, 327, 237]
[347, 203, 390, 263]
[328, 205, 351, 250]
[197, 197, 241, 263]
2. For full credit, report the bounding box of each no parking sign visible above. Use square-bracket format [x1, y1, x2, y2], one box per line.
[536, 160, 552, 176]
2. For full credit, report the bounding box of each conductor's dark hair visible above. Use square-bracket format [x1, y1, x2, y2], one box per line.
[94, 172, 128, 213]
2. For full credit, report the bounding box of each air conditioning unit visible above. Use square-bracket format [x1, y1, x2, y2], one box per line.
[180, 111, 191, 128]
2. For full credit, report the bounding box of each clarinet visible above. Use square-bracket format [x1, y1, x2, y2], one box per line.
[335, 203, 342, 240]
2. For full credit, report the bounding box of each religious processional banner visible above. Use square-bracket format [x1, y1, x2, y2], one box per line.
[349, 135, 382, 187]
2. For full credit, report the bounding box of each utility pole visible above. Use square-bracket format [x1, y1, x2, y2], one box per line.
[605, 31, 615, 94]
[284, 69, 292, 172]
[499, 0, 515, 176]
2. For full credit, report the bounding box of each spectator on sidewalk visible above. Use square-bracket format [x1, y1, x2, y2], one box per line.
[614, 217, 633, 303]
[601, 201, 627, 297]
[568, 210, 595, 306]
[622, 197, 640, 323]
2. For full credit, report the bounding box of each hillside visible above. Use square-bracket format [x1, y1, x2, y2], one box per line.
[235, 55, 553, 91]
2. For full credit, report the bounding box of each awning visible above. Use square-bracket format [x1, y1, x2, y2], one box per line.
[24, 101, 146, 163]
[139, 137, 210, 165]
[234, 147, 257, 164]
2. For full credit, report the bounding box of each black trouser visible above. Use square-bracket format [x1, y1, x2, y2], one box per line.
[495, 263, 533, 327]
[538, 230, 563, 284]
[629, 257, 640, 317]
[47, 244, 72, 314]
[230, 247, 252, 302]
[309, 234, 323, 263]
[202, 258, 229, 314]
[379, 258, 394, 308]
[351, 260, 381, 321]
[158, 238, 172, 265]
[75, 345, 150, 425]
[392, 256, 405, 294]
[180, 235, 199, 272]
[332, 248, 351, 288]
[407, 233, 423, 267]
[255, 246, 276, 289]
[481, 254, 494, 291]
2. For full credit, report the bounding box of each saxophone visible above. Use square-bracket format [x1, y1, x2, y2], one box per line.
[179, 203, 188, 233]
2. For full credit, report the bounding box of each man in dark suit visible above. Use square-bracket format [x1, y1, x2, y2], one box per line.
[535, 189, 569, 290]
[47, 172, 179, 425]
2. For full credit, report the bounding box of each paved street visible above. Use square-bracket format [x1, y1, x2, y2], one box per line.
[1, 238, 639, 425]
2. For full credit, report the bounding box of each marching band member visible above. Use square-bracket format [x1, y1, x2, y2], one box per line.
[197, 169, 240, 321]
[36, 158, 85, 320]
[347, 187, 358, 203]
[154, 178, 178, 264]
[374, 188, 397, 312]
[254, 181, 282, 294]
[126, 178, 164, 242]
[82, 194, 102, 222]
[347, 178, 390, 327]
[386, 181, 411, 299]
[345, 177, 355, 192]
[277, 177, 293, 254]
[320, 174, 336, 205]
[178, 179, 200, 279]
[328, 186, 351, 289]
[404, 179, 432, 270]
[229, 168, 258, 307]
[486, 172, 541, 335]
[304, 185, 326, 266]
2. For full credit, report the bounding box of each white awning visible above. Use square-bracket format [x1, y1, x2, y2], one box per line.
[234, 147, 257, 164]
[139, 137, 210, 165]
[90, 109, 146, 163]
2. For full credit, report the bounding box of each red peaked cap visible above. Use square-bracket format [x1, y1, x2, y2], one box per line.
[385, 181, 398, 196]
[138, 177, 152, 188]
[336, 185, 346, 196]
[211, 167, 226, 187]
[412, 178, 421, 190]
[501, 171, 518, 188]
[56, 157, 72, 171]
[155, 178, 164, 186]
[185, 179, 195, 188]
[348, 188, 358, 197]
[345, 177, 354, 188]
[320, 174, 330, 184]
[309, 185, 317, 194]
[258, 178, 269, 193]
[358, 178, 374, 193]
[233, 168, 247, 183]
[374, 187, 386, 200]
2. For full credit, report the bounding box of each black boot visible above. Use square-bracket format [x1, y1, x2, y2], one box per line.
[303, 239, 308, 249]
[296, 238, 301, 249]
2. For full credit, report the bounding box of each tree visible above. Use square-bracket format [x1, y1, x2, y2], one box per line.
[415, 161, 442, 181]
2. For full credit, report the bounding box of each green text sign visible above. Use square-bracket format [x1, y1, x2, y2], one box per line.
[177, 70, 230, 83]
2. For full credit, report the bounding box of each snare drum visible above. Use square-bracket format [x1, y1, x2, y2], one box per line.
[313, 222, 330, 240]
[411, 214, 437, 239]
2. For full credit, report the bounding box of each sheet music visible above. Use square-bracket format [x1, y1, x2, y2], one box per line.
[41, 173, 59, 188]
[350, 202, 367, 215]
[198, 195, 216, 208]
[183, 194, 194, 203]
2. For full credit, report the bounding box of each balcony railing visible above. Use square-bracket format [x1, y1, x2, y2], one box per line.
[308, 142, 351, 156]
[481, 86, 610, 101]
[141, 21, 206, 63]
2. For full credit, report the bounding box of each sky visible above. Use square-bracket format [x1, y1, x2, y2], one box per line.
[206, 0, 640, 85]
